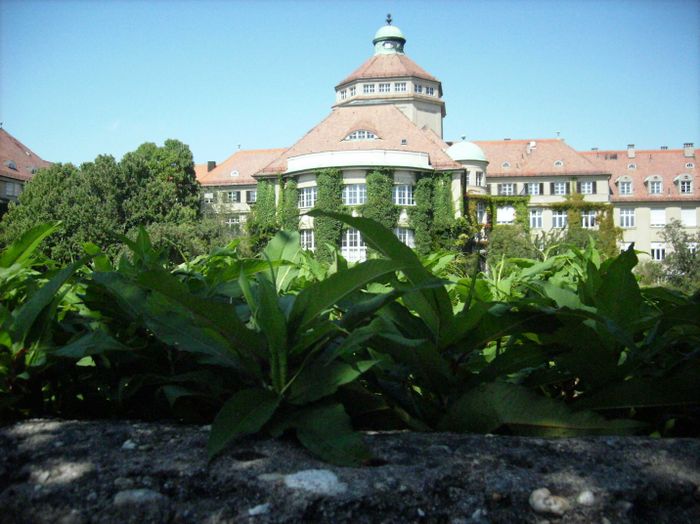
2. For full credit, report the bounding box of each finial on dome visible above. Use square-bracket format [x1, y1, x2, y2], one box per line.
[386, 13, 392, 25]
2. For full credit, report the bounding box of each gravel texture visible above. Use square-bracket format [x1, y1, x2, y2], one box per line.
[1, 419, 699, 523]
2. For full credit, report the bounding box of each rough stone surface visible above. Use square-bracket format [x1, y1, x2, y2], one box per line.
[1, 419, 698, 523]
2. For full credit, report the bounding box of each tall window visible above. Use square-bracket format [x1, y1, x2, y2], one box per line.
[378, 83, 390, 93]
[619, 208, 635, 228]
[650, 208, 666, 227]
[476, 201, 487, 224]
[497, 183, 515, 196]
[649, 180, 662, 194]
[394, 82, 407, 92]
[227, 190, 241, 203]
[393, 184, 415, 205]
[529, 208, 543, 229]
[475, 171, 483, 186]
[579, 181, 594, 194]
[246, 190, 257, 204]
[300, 229, 315, 251]
[552, 181, 568, 196]
[651, 243, 666, 261]
[496, 206, 515, 224]
[414, 83, 423, 93]
[581, 210, 597, 229]
[681, 208, 697, 227]
[363, 83, 375, 94]
[341, 228, 366, 262]
[298, 187, 317, 208]
[426, 86, 435, 96]
[342, 184, 367, 205]
[394, 227, 415, 248]
[680, 180, 692, 194]
[552, 210, 568, 228]
[526, 182, 541, 195]
[619, 181, 632, 195]
[349, 86, 356, 96]
[340, 90, 347, 100]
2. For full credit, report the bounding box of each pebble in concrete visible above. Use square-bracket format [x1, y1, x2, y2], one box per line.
[283, 469, 347, 495]
[247, 503, 271, 516]
[113, 488, 168, 507]
[121, 439, 137, 450]
[529, 488, 571, 516]
[577, 489, 595, 506]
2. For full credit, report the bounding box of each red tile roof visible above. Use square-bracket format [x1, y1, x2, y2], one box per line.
[197, 148, 287, 186]
[0, 128, 51, 182]
[582, 148, 698, 202]
[473, 139, 607, 178]
[338, 53, 439, 87]
[258, 105, 462, 175]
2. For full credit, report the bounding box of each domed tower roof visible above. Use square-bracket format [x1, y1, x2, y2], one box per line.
[447, 140, 488, 163]
[373, 15, 406, 55]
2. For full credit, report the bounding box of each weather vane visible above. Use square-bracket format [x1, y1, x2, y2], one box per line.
[386, 13, 392, 25]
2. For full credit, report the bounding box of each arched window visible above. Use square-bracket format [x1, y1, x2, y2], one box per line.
[344, 130, 378, 141]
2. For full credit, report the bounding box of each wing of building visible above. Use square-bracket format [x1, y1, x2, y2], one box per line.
[198, 18, 698, 263]
[0, 128, 51, 214]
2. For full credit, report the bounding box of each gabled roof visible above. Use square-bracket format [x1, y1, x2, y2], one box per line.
[582, 148, 698, 202]
[473, 139, 606, 178]
[0, 128, 51, 182]
[337, 53, 438, 87]
[197, 148, 287, 187]
[258, 105, 461, 175]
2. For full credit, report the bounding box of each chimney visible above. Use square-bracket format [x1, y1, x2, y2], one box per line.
[684, 142, 694, 158]
[526, 141, 536, 154]
[591, 147, 598, 151]
[627, 144, 635, 159]
[207, 161, 216, 172]
[660, 146, 668, 150]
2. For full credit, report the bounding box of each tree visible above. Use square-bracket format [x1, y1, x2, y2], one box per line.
[658, 220, 700, 293]
[0, 140, 204, 262]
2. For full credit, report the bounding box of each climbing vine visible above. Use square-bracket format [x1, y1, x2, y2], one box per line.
[362, 169, 399, 229]
[278, 179, 299, 231]
[409, 176, 433, 255]
[314, 168, 343, 262]
[246, 179, 277, 252]
[551, 193, 621, 257]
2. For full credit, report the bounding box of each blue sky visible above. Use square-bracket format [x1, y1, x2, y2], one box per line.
[1, 0, 699, 165]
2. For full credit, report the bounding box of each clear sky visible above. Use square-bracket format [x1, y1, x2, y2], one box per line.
[1, 0, 699, 165]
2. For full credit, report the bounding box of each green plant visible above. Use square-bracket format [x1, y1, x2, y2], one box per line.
[278, 179, 299, 231]
[246, 180, 277, 252]
[313, 169, 344, 262]
[362, 169, 398, 229]
[409, 176, 433, 255]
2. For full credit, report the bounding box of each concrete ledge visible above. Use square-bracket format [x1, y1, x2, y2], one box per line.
[1, 419, 698, 523]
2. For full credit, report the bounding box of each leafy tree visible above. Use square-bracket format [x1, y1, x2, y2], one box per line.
[486, 224, 538, 269]
[651, 220, 700, 293]
[278, 179, 299, 231]
[246, 180, 277, 252]
[0, 140, 203, 262]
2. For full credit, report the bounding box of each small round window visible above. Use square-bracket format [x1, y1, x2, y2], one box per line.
[554, 160, 564, 167]
[501, 161, 511, 168]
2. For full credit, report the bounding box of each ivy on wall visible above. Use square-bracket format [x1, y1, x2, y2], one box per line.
[314, 168, 343, 262]
[409, 176, 434, 255]
[246, 179, 277, 251]
[278, 179, 299, 231]
[362, 169, 399, 230]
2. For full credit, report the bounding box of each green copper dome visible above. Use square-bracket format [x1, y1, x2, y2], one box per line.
[373, 15, 406, 55]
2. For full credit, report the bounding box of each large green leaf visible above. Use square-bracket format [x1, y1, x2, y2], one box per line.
[592, 246, 642, 327]
[294, 403, 371, 466]
[439, 382, 644, 436]
[262, 230, 301, 292]
[255, 277, 288, 391]
[208, 388, 280, 459]
[288, 360, 376, 405]
[289, 258, 407, 330]
[0, 222, 61, 268]
[53, 330, 131, 358]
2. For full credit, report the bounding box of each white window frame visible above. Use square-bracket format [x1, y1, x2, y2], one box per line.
[340, 228, 366, 262]
[649, 180, 662, 194]
[426, 86, 435, 96]
[650, 243, 666, 261]
[226, 190, 241, 203]
[203, 192, 214, 204]
[619, 181, 632, 195]
[414, 83, 423, 93]
[393, 184, 415, 206]
[363, 83, 375, 94]
[342, 184, 367, 206]
[476, 201, 487, 224]
[680, 180, 692, 194]
[298, 186, 317, 209]
[349, 86, 356, 96]
[650, 208, 666, 227]
[581, 210, 597, 229]
[300, 229, 315, 251]
[553, 182, 568, 196]
[552, 209, 568, 229]
[345, 130, 377, 141]
[225, 216, 240, 228]
[378, 83, 391, 93]
[246, 190, 257, 204]
[529, 208, 543, 229]
[496, 206, 515, 225]
[579, 181, 594, 194]
[526, 182, 540, 195]
[681, 208, 697, 227]
[498, 183, 515, 196]
[394, 227, 415, 248]
[476, 171, 483, 186]
[340, 89, 347, 100]
[619, 208, 635, 228]
[394, 82, 407, 92]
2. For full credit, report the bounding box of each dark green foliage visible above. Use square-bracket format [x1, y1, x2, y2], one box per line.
[2, 215, 699, 466]
[278, 179, 299, 231]
[431, 172, 455, 239]
[486, 224, 538, 268]
[362, 169, 399, 229]
[313, 168, 343, 262]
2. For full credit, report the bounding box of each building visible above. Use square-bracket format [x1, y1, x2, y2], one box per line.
[196, 19, 698, 262]
[0, 128, 51, 215]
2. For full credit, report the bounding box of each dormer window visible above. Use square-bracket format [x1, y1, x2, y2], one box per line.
[686, 162, 695, 169]
[340, 90, 347, 100]
[675, 174, 693, 194]
[344, 130, 378, 141]
[3, 160, 17, 170]
[230, 170, 239, 177]
[554, 160, 564, 167]
[627, 163, 636, 170]
[616, 175, 633, 195]
[645, 175, 663, 195]
[501, 161, 511, 168]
